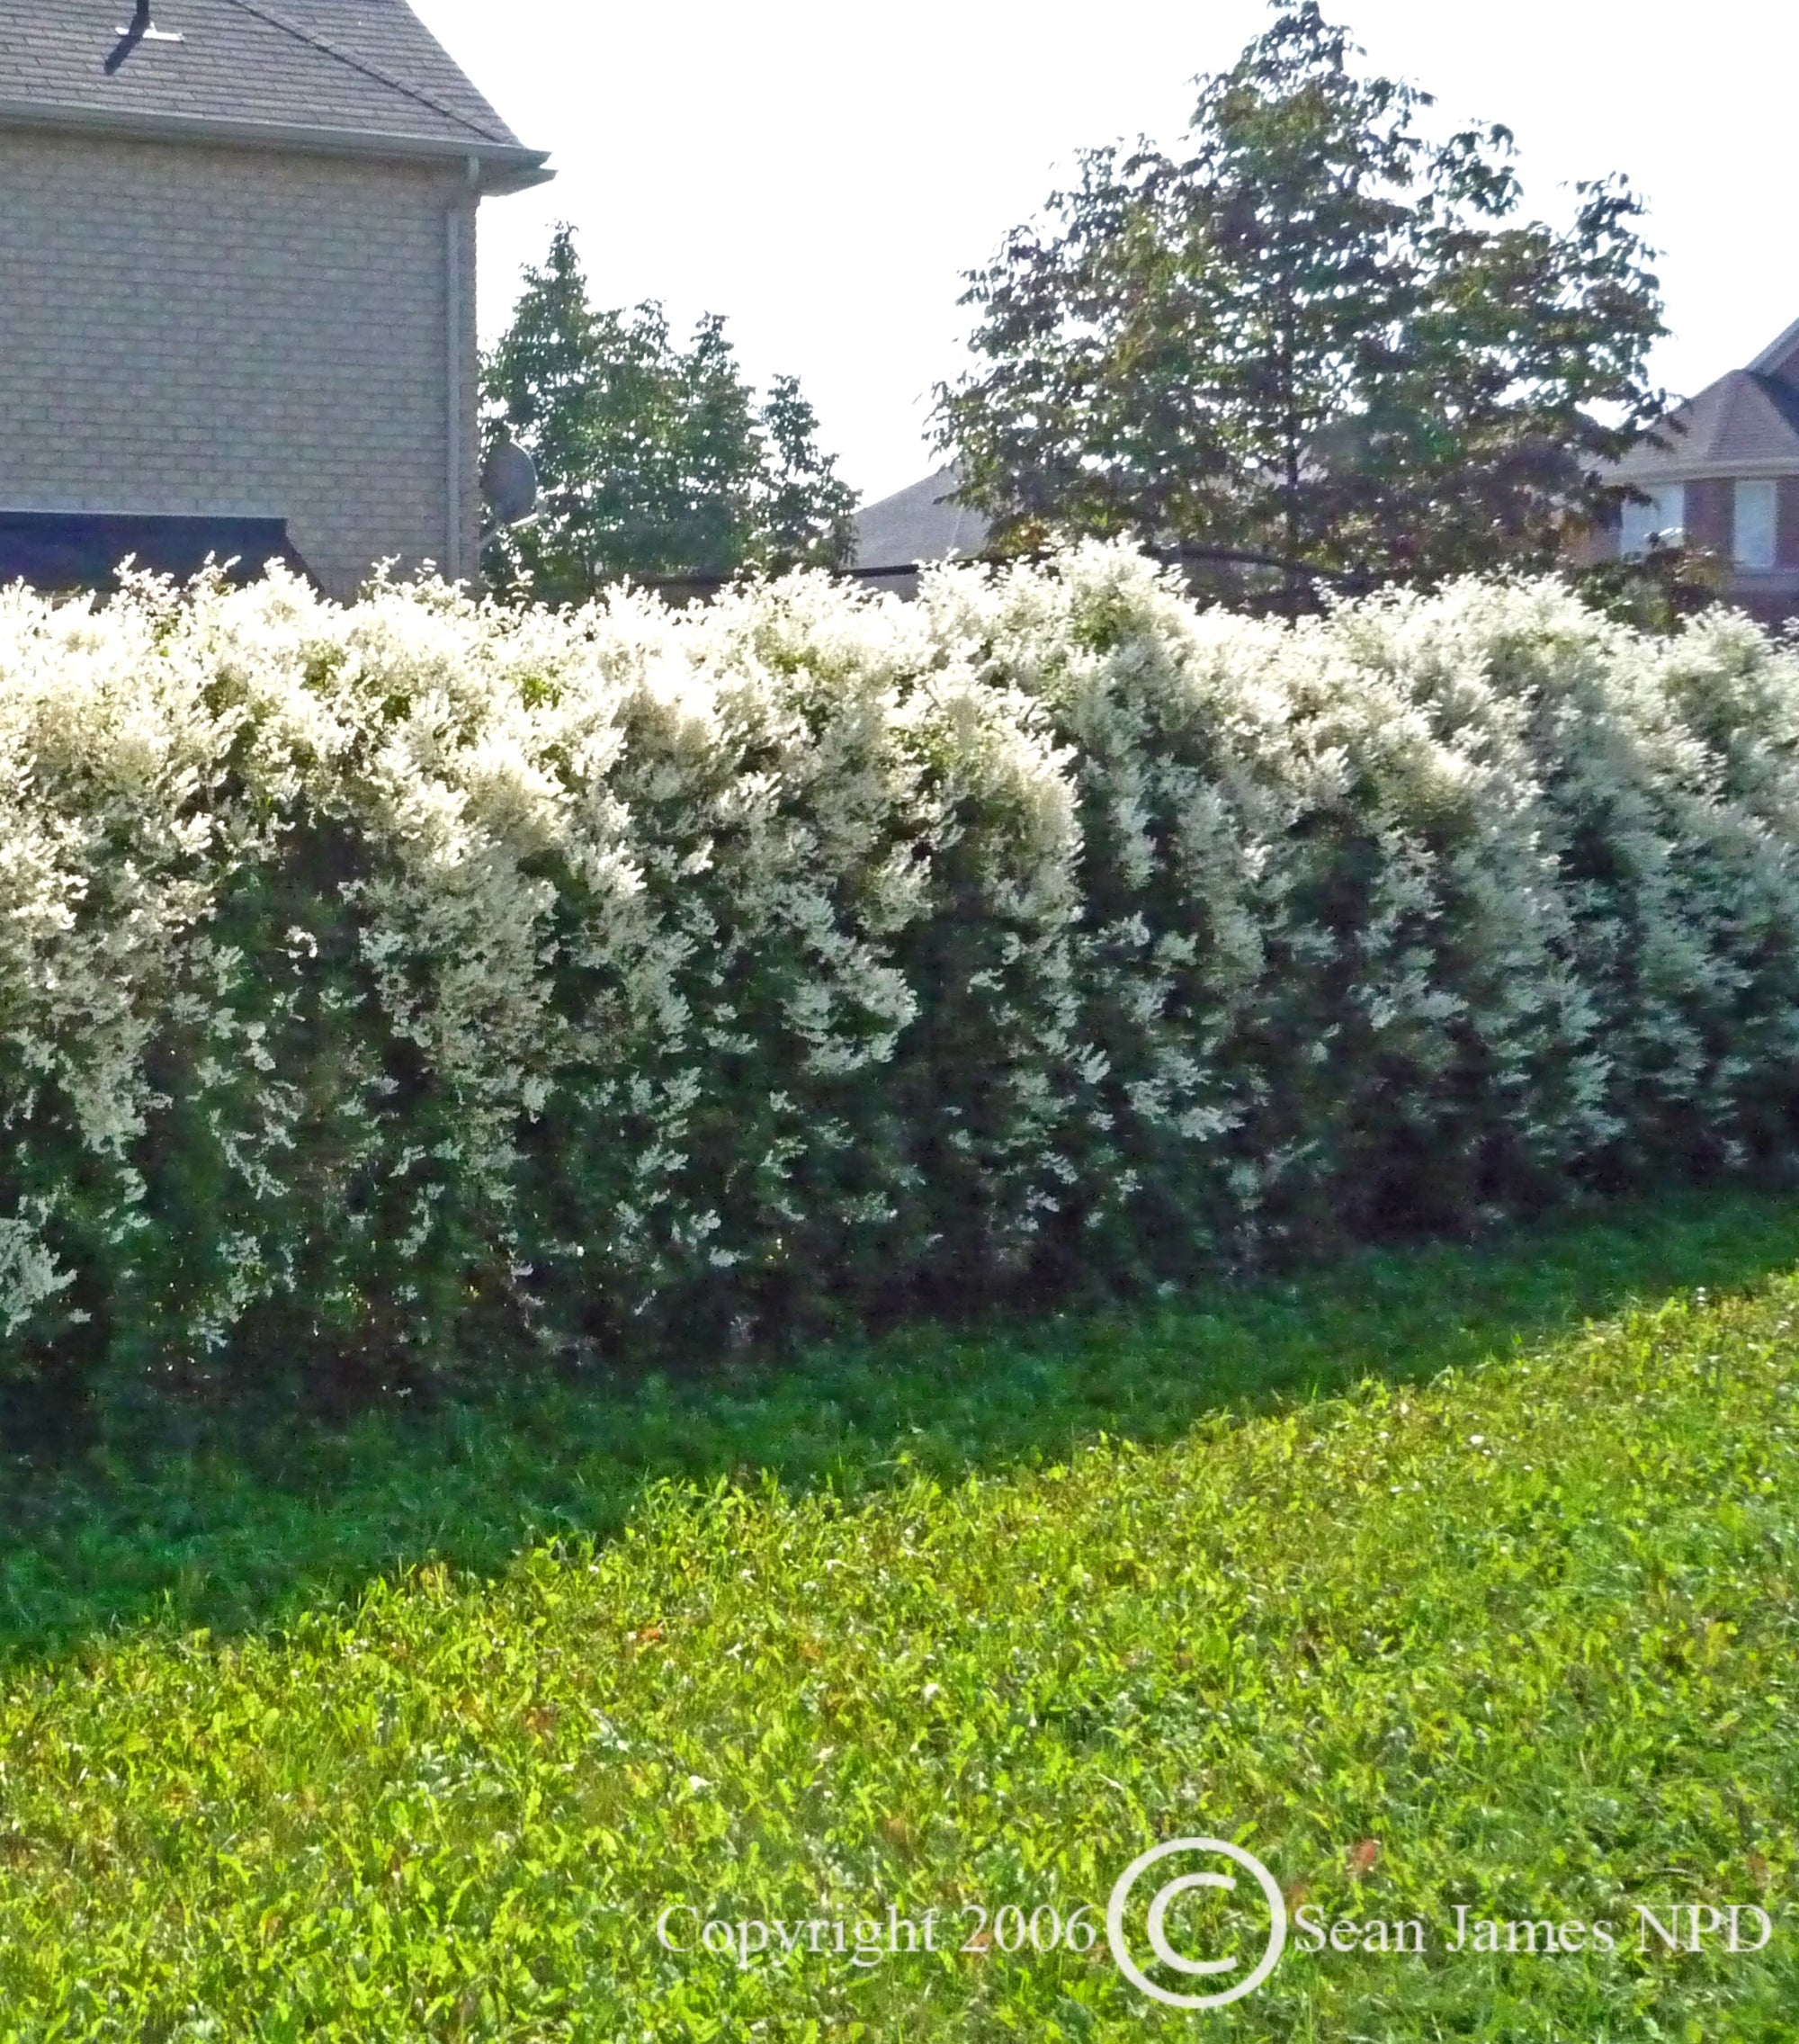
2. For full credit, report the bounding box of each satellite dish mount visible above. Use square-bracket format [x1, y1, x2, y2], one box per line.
[106, 0, 183, 72]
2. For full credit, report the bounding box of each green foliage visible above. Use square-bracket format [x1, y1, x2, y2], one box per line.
[935, 2, 1668, 591]
[481, 227, 856, 604]
[0, 1209, 1793, 2036]
[1572, 535, 1733, 633]
[6, 551, 1799, 1395]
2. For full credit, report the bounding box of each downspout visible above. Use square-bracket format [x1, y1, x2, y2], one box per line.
[446, 154, 480, 578]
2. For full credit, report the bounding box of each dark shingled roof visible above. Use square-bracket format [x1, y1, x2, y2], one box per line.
[1750, 316, 1799, 383]
[1616, 318, 1799, 480]
[0, 509, 309, 590]
[853, 469, 989, 570]
[0, 0, 547, 175]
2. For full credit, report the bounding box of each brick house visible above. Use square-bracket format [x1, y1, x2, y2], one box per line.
[1596, 316, 1799, 626]
[0, 0, 550, 596]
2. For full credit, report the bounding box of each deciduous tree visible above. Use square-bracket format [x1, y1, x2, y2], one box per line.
[935, 3, 1667, 596]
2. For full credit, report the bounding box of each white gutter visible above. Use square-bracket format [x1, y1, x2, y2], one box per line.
[1609, 456, 1799, 482]
[0, 96, 554, 191]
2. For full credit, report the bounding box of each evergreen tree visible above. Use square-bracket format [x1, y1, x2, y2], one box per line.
[483, 228, 855, 604]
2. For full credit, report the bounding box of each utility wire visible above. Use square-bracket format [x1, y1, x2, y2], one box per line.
[213, 0, 509, 143]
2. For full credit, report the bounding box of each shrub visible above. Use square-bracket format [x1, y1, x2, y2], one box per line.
[3, 551, 1798, 1392]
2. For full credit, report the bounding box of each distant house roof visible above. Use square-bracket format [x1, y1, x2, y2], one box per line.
[1750, 315, 1799, 380]
[0, 509, 309, 590]
[0, 0, 550, 187]
[1616, 318, 1799, 482]
[853, 469, 989, 571]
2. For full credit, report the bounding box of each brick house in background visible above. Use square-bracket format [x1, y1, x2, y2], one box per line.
[1597, 316, 1799, 626]
[0, 0, 550, 596]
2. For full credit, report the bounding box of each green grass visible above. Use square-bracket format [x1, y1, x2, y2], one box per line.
[5, 1188, 1799, 1663]
[0, 1191, 1795, 2037]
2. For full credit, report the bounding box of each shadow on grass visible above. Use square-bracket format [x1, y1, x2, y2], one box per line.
[3, 1186, 1796, 1666]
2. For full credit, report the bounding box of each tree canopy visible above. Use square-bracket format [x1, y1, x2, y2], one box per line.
[483, 227, 856, 605]
[934, 3, 1668, 594]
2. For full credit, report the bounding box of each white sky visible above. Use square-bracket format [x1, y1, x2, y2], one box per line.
[412, 0, 1793, 507]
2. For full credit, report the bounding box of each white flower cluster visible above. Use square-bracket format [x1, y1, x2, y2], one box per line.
[2, 550, 1796, 1376]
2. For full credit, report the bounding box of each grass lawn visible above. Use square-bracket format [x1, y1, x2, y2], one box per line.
[0, 1191, 1795, 2038]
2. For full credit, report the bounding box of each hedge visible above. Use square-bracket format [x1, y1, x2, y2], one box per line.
[4, 548, 1798, 1393]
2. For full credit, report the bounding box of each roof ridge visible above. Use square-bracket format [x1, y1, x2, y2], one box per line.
[212, 0, 503, 144]
[1749, 313, 1799, 378]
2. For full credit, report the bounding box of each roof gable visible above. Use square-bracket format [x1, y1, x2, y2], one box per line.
[854, 470, 989, 570]
[1616, 367, 1799, 479]
[0, 0, 541, 165]
[1750, 313, 1799, 385]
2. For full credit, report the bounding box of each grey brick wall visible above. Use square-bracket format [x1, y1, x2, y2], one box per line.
[0, 128, 479, 597]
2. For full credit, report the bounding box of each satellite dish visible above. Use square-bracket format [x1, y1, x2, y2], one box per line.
[480, 437, 538, 526]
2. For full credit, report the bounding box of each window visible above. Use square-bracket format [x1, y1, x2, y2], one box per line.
[1620, 483, 1685, 558]
[1733, 480, 1778, 571]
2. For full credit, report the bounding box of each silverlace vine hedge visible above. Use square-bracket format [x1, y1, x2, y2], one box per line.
[4, 547, 1799, 1387]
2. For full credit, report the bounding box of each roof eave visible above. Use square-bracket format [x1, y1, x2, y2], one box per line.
[477, 154, 555, 196]
[0, 94, 552, 190]
[1607, 454, 1799, 482]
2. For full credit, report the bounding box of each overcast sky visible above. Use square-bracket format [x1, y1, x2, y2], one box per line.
[411, 0, 1791, 507]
